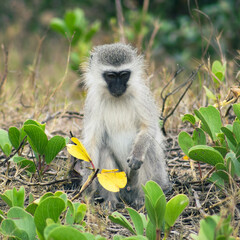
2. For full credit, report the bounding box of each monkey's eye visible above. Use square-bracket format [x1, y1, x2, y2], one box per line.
[104, 72, 117, 81]
[119, 71, 131, 81]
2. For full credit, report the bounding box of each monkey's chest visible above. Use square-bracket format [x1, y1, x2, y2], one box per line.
[103, 104, 138, 160]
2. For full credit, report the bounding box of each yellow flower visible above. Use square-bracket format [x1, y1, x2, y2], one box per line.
[97, 169, 127, 192]
[67, 137, 91, 162]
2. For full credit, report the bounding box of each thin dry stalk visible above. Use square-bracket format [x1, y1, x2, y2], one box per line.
[36, 40, 72, 118]
[0, 44, 8, 95]
[115, 0, 126, 43]
[146, 20, 161, 61]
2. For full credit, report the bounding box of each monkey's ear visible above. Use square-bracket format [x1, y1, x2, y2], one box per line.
[89, 54, 93, 65]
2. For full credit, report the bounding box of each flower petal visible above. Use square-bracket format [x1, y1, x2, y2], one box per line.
[97, 169, 127, 192]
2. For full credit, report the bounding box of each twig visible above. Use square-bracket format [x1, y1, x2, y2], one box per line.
[71, 169, 99, 201]
[0, 44, 8, 94]
[160, 64, 203, 135]
[115, 0, 126, 43]
[2, 176, 81, 186]
[0, 136, 27, 166]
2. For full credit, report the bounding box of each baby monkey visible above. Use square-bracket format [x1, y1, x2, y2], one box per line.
[81, 43, 171, 208]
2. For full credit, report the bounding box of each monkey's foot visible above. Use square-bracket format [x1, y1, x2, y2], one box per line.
[127, 156, 143, 170]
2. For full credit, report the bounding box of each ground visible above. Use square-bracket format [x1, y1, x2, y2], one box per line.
[0, 108, 239, 239]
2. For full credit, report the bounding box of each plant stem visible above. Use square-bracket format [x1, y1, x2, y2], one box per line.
[156, 229, 161, 240]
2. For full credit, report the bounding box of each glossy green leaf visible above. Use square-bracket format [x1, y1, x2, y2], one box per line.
[109, 212, 135, 234]
[221, 127, 237, 151]
[146, 219, 156, 240]
[189, 145, 224, 166]
[178, 131, 194, 156]
[24, 124, 48, 155]
[192, 128, 206, 145]
[165, 194, 189, 228]
[75, 203, 87, 224]
[194, 106, 222, 141]
[34, 196, 65, 239]
[44, 136, 66, 164]
[126, 207, 144, 235]
[13, 156, 36, 173]
[233, 103, 240, 120]
[144, 195, 156, 227]
[142, 181, 165, 206]
[24, 120, 45, 131]
[7, 206, 36, 240]
[182, 113, 196, 125]
[233, 121, 240, 143]
[0, 129, 12, 156]
[8, 127, 20, 149]
[50, 18, 68, 36]
[46, 225, 87, 240]
[154, 195, 166, 230]
[12, 186, 25, 208]
[0, 219, 29, 239]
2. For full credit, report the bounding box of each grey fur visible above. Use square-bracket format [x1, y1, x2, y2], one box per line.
[92, 43, 136, 67]
[81, 43, 171, 209]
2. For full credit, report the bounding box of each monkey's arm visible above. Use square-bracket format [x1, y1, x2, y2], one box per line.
[127, 125, 152, 170]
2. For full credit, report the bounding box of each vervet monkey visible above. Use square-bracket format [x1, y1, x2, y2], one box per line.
[81, 43, 171, 208]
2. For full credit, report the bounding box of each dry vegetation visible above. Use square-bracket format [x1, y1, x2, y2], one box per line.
[0, 27, 240, 239]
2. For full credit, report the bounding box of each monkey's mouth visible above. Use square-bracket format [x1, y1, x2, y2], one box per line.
[108, 85, 127, 97]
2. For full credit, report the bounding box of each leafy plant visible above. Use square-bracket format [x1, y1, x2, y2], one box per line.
[0, 187, 105, 240]
[109, 181, 189, 240]
[0, 119, 67, 176]
[190, 214, 235, 240]
[50, 8, 101, 71]
[178, 103, 240, 186]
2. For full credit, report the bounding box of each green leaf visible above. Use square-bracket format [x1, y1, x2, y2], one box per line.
[192, 128, 206, 145]
[44, 136, 66, 164]
[142, 181, 165, 206]
[182, 114, 196, 125]
[203, 86, 217, 101]
[226, 152, 240, 177]
[233, 121, 240, 143]
[1, 219, 29, 239]
[24, 120, 45, 131]
[7, 206, 36, 240]
[109, 212, 136, 235]
[213, 146, 228, 158]
[165, 194, 189, 228]
[144, 195, 156, 227]
[8, 127, 20, 150]
[178, 131, 194, 156]
[75, 203, 87, 224]
[12, 186, 25, 208]
[13, 156, 36, 173]
[154, 195, 166, 230]
[208, 172, 225, 188]
[233, 103, 240, 120]
[66, 201, 79, 225]
[194, 106, 222, 141]
[25, 202, 38, 216]
[46, 225, 87, 240]
[146, 220, 156, 240]
[24, 124, 48, 155]
[0, 129, 12, 156]
[221, 127, 237, 151]
[34, 196, 65, 239]
[50, 18, 68, 36]
[126, 207, 144, 235]
[212, 60, 226, 84]
[189, 145, 224, 166]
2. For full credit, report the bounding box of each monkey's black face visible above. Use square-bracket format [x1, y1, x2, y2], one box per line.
[103, 70, 131, 97]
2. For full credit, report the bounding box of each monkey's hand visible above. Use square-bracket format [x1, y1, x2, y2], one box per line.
[127, 155, 143, 170]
